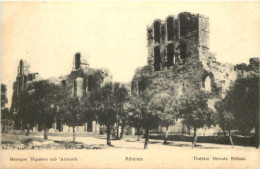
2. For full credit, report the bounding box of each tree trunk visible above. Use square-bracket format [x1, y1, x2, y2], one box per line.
[44, 121, 48, 139]
[163, 126, 169, 145]
[107, 124, 111, 146]
[256, 112, 259, 148]
[222, 128, 226, 136]
[26, 123, 30, 136]
[137, 127, 140, 141]
[229, 130, 234, 148]
[120, 124, 125, 139]
[144, 128, 149, 149]
[116, 123, 120, 140]
[73, 125, 76, 142]
[20, 120, 23, 130]
[192, 128, 197, 148]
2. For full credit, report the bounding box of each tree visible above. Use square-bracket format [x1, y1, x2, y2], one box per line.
[61, 97, 84, 142]
[18, 80, 62, 139]
[139, 90, 160, 149]
[179, 92, 215, 148]
[113, 83, 129, 139]
[128, 96, 143, 141]
[130, 67, 160, 149]
[219, 76, 259, 148]
[215, 98, 236, 147]
[19, 88, 36, 136]
[90, 82, 117, 146]
[150, 92, 179, 144]
[1, 84, 8, 108]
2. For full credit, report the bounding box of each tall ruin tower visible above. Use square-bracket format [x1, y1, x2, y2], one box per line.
[147, 12, 210, 71]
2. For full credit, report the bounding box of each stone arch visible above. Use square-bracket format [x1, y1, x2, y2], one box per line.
[154, 46, 161, 71]
[167, 44, 174, 68]
[138, 78, 147, 93]
[167, 17, 174, 41]
[154, 21, 161, 43]
[202, 71, 215, 93]
[73, 80, 77, 97]
[204, 76, 211, 92]
[75, 53, 81, 70]
[180, 40, 187, 59]
[88, 75, 93, 91]
[161, 25, 166, 42]
[76, 77, 84, 98]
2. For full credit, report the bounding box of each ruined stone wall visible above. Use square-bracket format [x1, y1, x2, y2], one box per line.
[64, 53, 112, 99]
[131, 12, 244, 135]
[10, 60, 40, 113]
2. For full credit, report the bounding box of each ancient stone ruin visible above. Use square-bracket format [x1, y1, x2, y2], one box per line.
[131, 12, 259, 135]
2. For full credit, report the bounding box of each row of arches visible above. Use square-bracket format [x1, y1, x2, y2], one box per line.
[154, 42, 187, 71]
[153, 14, 197, 44]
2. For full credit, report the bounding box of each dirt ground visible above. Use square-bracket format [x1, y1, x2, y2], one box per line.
[1, 131, 257, 150]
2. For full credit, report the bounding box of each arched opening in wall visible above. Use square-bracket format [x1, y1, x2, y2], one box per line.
[161, 25, 166, 42]
[138, 80, 146, 93]
[154, 21, 160, 43]
[167, 44, 174, 68]
[204, 76, 211, 92]
[19, 60, 24, 75]
[75, 53, 81, 69]
[180, 41, 187, 59]
[154, 46, 161, 71]
[179, 13, 189, 37]
[74, 80, 77, 97]
[62, 80, 66, 87]
[88, 75, 93, 91]
[167, 17, 174, 41]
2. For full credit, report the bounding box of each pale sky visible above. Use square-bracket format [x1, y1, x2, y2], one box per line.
[1, 1, 260, 107]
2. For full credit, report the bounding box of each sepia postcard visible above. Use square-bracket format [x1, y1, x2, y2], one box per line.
[1, 1, 260, 169]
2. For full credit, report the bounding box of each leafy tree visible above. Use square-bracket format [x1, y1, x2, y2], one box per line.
[215, 98, 237, 147]
[218, 76, 259, 148]
[90, 82, 117, 146]
[149, 92, 179, 144]
[128, 96, 143, 141]
[18, 80, 62, 139]
[230, 77, 259, 136]
[179, 92, 215, 148]
[62, 97, 84, 142]
[138, 90, 160, 149]
[113, 83, 129, 139]
[19, 88, 36, 136]
[1, 84, 8, 108]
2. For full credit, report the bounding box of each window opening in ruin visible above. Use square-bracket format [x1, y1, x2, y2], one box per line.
[88, 75, 93, 91]
[19, 60, 23, 75]
[179, 14, 189, 37]
[154, 21, 160, 43]
[138, 80, 146, 93]
[154, 47, 161, 71]
[204, 76, 211, 92]
[180, 41, 187, 59]
[74, 80, 77, 97]
[62, 80, 66, 86]
[167, 17, 174, 41]
[75, 53, 81, 69]
[148, 29, 153, 39]
[167, 44, 174, 68]
[161, 25, 166, 42]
